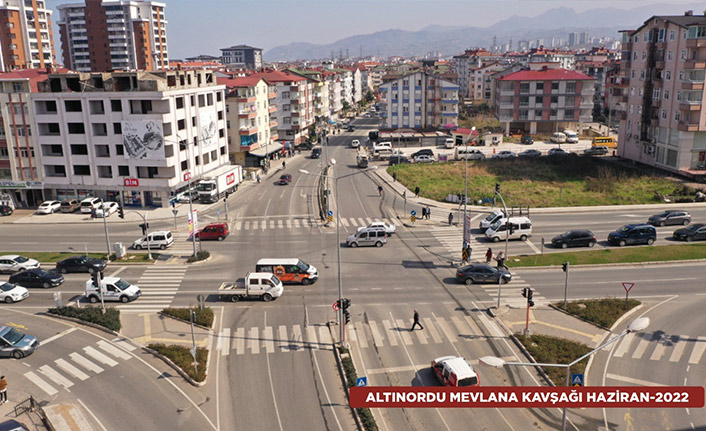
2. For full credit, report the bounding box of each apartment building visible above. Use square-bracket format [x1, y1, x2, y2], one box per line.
[322, 70, 343, 119]
[0, 0, 56, 72]
[379, 71, 459, 129]
[515, 47, 576, 70]
[57, 0, 169, 72]
[494, 66, 595, 134]
[452, 49, 504, 99]
[604, 61, 626, 125]
[467, 61, 506, 104]
[219, 75, 278, 166]
[257, 70, 314, 145]
[32, 69, 227, 207]
[287, 69, 330, 121]
[220, 45, 262, 71]
[618, 11, 706, 174]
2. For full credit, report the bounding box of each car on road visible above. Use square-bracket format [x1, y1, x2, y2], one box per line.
[351, 139, 360, 148]
[0, 255, 39, 274]
[0, 326, 38, 359]
[584, 146, 609, 156]
[518, 149, 542, 158]
[195, 222, 229, 241]
[431, 356, 479, 387]
[648, 210, 691, 227]
[346, 228, 387, 247]
[547, 148, 567, 156]
[455, 263, 511, 285]
[479, 209, 505, 231]
[132, 231, 174, 250]
[0, 205, 12, 216]
[9, 269, 64, 289]
[551, 230, 597, 248]
[414, 154, 434, 163]
[55, 255, 107, 274]
[455, 147, 485, 160]
[388, 155, 411, 165]
[85, 277, 141, 303]
[311, 147, 322, 159]
[358, 221, 396, 235]
[0, 282, 28, 303]
[60, 199, 80, 213]
[520, 135, 534, 145]
[492, 150, 516, 159]
[673, 223, 706, 242]
[94, 201, 119, 218]
[607, 224, 657, 246]
[346, 125, 354, 132]
[176, 189, 199, 203]
[411, 148, 434, 159]
[550, 132, 567, 143]
[278, 174, 292, 185]
[36, 200, 61, 215]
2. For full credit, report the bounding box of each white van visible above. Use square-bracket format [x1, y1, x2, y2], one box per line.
[132, 231, 174, 250]
[479, 209, 506, 231]
[550, 132, 567, 144]
[84, 277, 141, 303]
[431, 356, 480, 387]
[563, 130, 579, 143]
[80, 197, 103, 214]
[485, 216, 533, 242]
[373, 141, 392, 151]
[455, 146, 485, 160]
[444, 138, 455, 149]
[346, 228, 387, 247]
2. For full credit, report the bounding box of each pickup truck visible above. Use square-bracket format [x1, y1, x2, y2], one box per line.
[218, 272, 284, 302]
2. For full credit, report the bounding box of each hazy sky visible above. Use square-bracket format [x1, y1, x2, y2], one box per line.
[46, 0, 689, 59]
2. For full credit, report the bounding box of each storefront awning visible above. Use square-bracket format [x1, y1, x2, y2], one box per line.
[248, 143, 284, 157]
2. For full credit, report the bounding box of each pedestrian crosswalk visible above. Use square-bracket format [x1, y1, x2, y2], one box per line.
[468, 274, 548, 309]
[429, 225, 464, 258]
[232, 216, 401, 231]
[117, 265, 188, 313]
[612, 332, 706, 365]
[24, 338, 136, 396]
[170, 231, 195, 255]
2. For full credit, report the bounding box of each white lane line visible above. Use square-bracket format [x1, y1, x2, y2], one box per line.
[688, 336, 706, 364]
[525, 240, 541, 254]
[111, 337, 137, 352]
[234, 327, 245, 355]
[606, 373, 665, 387]
[55, 358, 89, 381]
[306, 325, 318, 350]
[279, 325, 289, 352]
[109, 267, 127, 278]
[451, 316, 472, 337]
[70, 352, 104, 374]
[365, 217, 373, 224]
[422, 317, 442, 343]
[38, 365, 73, 389]
[341, 218, 350, 227]
[83, 346, 118, 367]
[96, 340, 131, 361]
[263, 326, 275, 354]
[395, 319, 413, 345]
[434, 317, 457, 344]
[25, 371, 57, 395]
[42, 327, 77, 345]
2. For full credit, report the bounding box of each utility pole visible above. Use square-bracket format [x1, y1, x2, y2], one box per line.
[562, 262, 570, 307]
[190, 310, 198, 374]
[102, 211, 111, 258]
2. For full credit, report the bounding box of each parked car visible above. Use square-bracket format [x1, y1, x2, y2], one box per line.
[518, 149, 542, 158]
[389, 155, 411, 165]
[551, 230, 597, 248]
[311, 148, 322, 159]
[520, 135, 534, 145]
[455, 263, 511, 285]
[351, 139, 360, 148]
[673, 223, 706, 242]
[0, 255, 40, 274]
[36, 200, 61, 215]
[648, 210, 691, 227]
[9, 269, 64, 289]
[359, 221, 396, 235]
[195, 222, 229, 241]
[414, 154, 434, 163]
[548, 148, 567, 156]
[550, 132, 567, 143]
[492, 151, 516, 159]
[411, 149, 434, 159]
[80, 197, 102, 214]
[584, 146, 609, 156]
[455, 147, 485, 160]
[0, 205, 12, 216]
[0, 283, 28, 303]
[55, 255, 106, 274]
[132, 231, 174, 250]
[60, 199, 80, 213]
[94, 201, 119, 218]
[0, 325, 38, 358]
[607, 224, 657, 247]
[278, 174, 293, 185]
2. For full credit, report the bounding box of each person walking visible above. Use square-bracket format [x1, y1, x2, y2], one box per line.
[392, 172, 397, 182]
[0, 376, 7, 403]
[421, 207, 427, 219]
[426, 206, 431, 220]
[485, 247, 493, 264]
[410, 309, 424, 331]
[378, 185, 383, 196]
[495, 251, 507, 269]
[414, 186, 420, 198]
[448, 212, 454, 226]
[256, 174, 261, 184]
[282, 160, 286, 169]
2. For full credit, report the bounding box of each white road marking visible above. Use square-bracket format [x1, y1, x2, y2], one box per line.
[263, 326, 275, 354]
[422, 317, 442, 343]
[96, 340, 131, 360]
[395, 319, 413, 345]
[83, 346, 118, 367]
[669, 336, 687, 362]
[606, 373, 665, 386]
[630, 335, 651, 360]
[38, 365, 73, 389]
[42, 327, 77, 345]
[354, 322, 368, 348]
[248, 327, 259, 355]
[368, 320, 384, 347]
[70, 352, 104, 374]
[382, 320, 398, 346]
[291, 325, 303, 351]
[55, 358, 89, 381]
[234, 327, 245, 355]
[612, 333, 635, 358]
[24, 371, 57, 395]
[649, 336, 668, 361]
[434, 317, 457, 344]
[306, 325, 318, 349]
[278, 326, 289, 352]
[688, 336, 706, 364]
[318, 326, 331, 349]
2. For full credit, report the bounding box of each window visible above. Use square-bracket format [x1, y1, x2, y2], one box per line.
[670, 30, 675, 40]
[682, 50, 687, 60]
[633, 52, 638, 60]
[89, 100, 104, 114]
[70, 144, 88, 155]
[67, 123, 85, 134]
[640, 70, 645, 80]
[216, 92, 222, 102]
[551, 82, 559, 90]
[177, 119, 185, 130]
[675, 111, 681, 121]
[198, 94, 205, 107]
[566, 82, 576, 93]
[661, 109, 667, 119]
[92, 123, 107, 136]
[176, 97, 184, 109]
[667, 51, 673, 61]
[207, 93, 213, 105]
[73, 165, 90, 175]
[550, 96, 558, 103]
[536, 82, 544, 91]
[631, 70, 636, 79]
[116, 144, 124, 155]
[519, 83, 530, 93]
[653, 88, 660, 100]
[664, 90, 669, 100]
[666, 71, 671, 80]
[642, 51, 646, 60]
[111, 99, 122, 112]
[564, 109, 574, 118]
[113, 122, 122, 134]
[118, 165, 129, 176]
[658, 29, 665, 42]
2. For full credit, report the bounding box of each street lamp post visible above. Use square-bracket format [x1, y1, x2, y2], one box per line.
[300, 162, 378, 346]
[480, 317, 650, 431]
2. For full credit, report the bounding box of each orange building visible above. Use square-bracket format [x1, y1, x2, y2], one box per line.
[0, 0, 56, 72]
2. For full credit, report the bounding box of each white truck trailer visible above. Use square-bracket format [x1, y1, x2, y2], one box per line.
[196, 165, 243, 203]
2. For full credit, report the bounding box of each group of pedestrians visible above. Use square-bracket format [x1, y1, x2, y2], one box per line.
[420, 206, 431, 220]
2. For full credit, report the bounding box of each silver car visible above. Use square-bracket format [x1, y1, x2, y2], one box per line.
[0, 326, 38, 359]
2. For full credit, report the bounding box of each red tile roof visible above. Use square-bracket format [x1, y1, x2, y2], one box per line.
[499, 68, 593, 81]
[251, 70, 306, 83]
[455, 127, 480, 136]
[217, 76, 264, 88]
[0, 68, 72, 92]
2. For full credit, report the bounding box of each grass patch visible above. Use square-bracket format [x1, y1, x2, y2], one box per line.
[508, 243, 706, 267]
[48, 306, 121, 332]
[341, 355, 378, 431]
[554, 298, 641, 329]
[161, 307, 214, 328]
[515, 334, 591, 386]
[5, 252, 106, 263]
[147, 343, 207, 382]
[187, 250, 210, 263]
[109, 253, 160, 263]
[388, 156, 691, 207]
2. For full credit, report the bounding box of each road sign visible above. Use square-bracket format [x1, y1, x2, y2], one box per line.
[571, 373, 584, 387]
[171, 209, 178, 216]
[332, 301, 340, 311]
[184, 171, 192, 182]
[356, 377, 368, 387]
[411, 210, 416, 216]
[411, 215, 416, 223]
[328, 210, 333, 217]
[217, 209, 221, 215]
[622, 282, 635, 292]
[328, 215, 333, 222]
[463, 214, 472, 243]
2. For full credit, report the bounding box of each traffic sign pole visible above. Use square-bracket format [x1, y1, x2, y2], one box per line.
[622, 282, 635, 303]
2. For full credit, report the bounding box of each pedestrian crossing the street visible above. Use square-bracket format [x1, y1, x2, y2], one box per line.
[469, 274, 548, 309]
[611, 332, 706, 365]
[24, 338, 136, 396]
[117, 265, 188, 313]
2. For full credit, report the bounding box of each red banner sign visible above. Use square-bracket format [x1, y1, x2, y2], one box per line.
[123, 178, 139, 187]
[184, 172, 192, 182]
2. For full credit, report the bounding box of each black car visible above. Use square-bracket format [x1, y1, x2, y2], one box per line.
[411, 148, 434, 159]
[389, 155, 411, 166]
[0, 205, 12, 216]
[551, 230, 597, 248]
[607, 224, 657, 246]
[55, 255, 107, 274]
[311, 148, 322, 159]
[455, 263, 512, 285]
[346, 125, 354, 132]
[648, 210, 691, 227]
[278, 174, 292, 185]
[673, 223, 706, 242]
[520, 135, 534, 145]
[9, 269, 64, 288]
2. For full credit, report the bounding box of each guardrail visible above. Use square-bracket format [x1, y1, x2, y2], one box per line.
[14, 396, 54, 431]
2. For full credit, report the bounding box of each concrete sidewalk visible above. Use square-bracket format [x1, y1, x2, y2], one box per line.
[120, 312, 211, 349]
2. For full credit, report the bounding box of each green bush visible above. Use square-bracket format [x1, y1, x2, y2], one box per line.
[554, 298, 641, 329]
[341, 354, 378, 430]
[48, 306, 121, 332]
[515, 334, 591, 386]
[187, 250, 210, 263]
[161, 307, 214, 328]
[147, 343, 207, 382]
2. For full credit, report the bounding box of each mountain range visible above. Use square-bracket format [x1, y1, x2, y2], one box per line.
[264, 3, 704, 61]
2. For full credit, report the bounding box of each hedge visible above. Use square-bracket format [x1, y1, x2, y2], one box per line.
[48, 306, 121, 332]
[161, 307, 214, 328]
[515, 334, 591, 386]
[147, 343, 208, 382]
[187, 250, 210, 263]
[340, 350, 378, 431]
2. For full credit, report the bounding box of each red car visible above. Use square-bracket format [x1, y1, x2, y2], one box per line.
[195, 223, 229, 241]
[278, 174, 292, 185]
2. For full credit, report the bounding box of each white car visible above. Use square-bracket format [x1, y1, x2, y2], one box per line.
[94, 201, 119, 218]
[84, 277, 141, 303]
[0, 255, 40, 274]
[414, 155, 434, 163]
[492, 151, 516, 159]
[133, 231, 174, 250]
[351, 139, 360, 148]
[0, 282, 29, 304]
[358, 221, 396, 235]
[36, 200, 61, 215]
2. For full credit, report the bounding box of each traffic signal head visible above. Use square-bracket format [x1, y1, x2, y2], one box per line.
[344, 310, 351, 324]
[562, 262, 569, 272]
[342, 298, 351, 311]
[495, 183, 501, 193]
[522, 287, 528, 298]
[528, 299, 535, 307]
[118, 205, 125, 219]
[527, 289, 533, 301]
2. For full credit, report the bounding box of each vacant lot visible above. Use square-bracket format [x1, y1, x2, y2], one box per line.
[388, 156, 690, 207]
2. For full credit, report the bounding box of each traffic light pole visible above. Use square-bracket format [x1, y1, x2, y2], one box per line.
[102, 212, 112, 258]
[563, 262, 570, 307]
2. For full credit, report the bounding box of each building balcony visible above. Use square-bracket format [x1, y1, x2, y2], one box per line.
[237, 96, 256, 103]
[679, 100, 702, 111]
[686, 38, 706, 48]
[291, 98, 300, 104]
[655, 60, 665, 69]
[269, 120, 278, 127]
[269, 105, 277, 113]
[684, 60, 706, 69]
[651, 99, 661, 108]
[291, 110, 300, 116]
[270, 134, 279, 141]
[238, 110, 257, 118]
[268, 92, 276, 99]
[239, 126, 258, 135]
[678, 120, 700, 132]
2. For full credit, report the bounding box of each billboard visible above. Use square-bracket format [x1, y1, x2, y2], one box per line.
[122, 120, 165, 160]
[199, 110, 218, 148]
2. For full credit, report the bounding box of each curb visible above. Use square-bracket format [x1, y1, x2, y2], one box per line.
[41, 311, 120, 336]
[186, 253, 213, 266]
[142, 345, 206, 387]
[158, 310, 214, 331]
[327, 322, 365, 431]
[510, 257, 706, 271]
